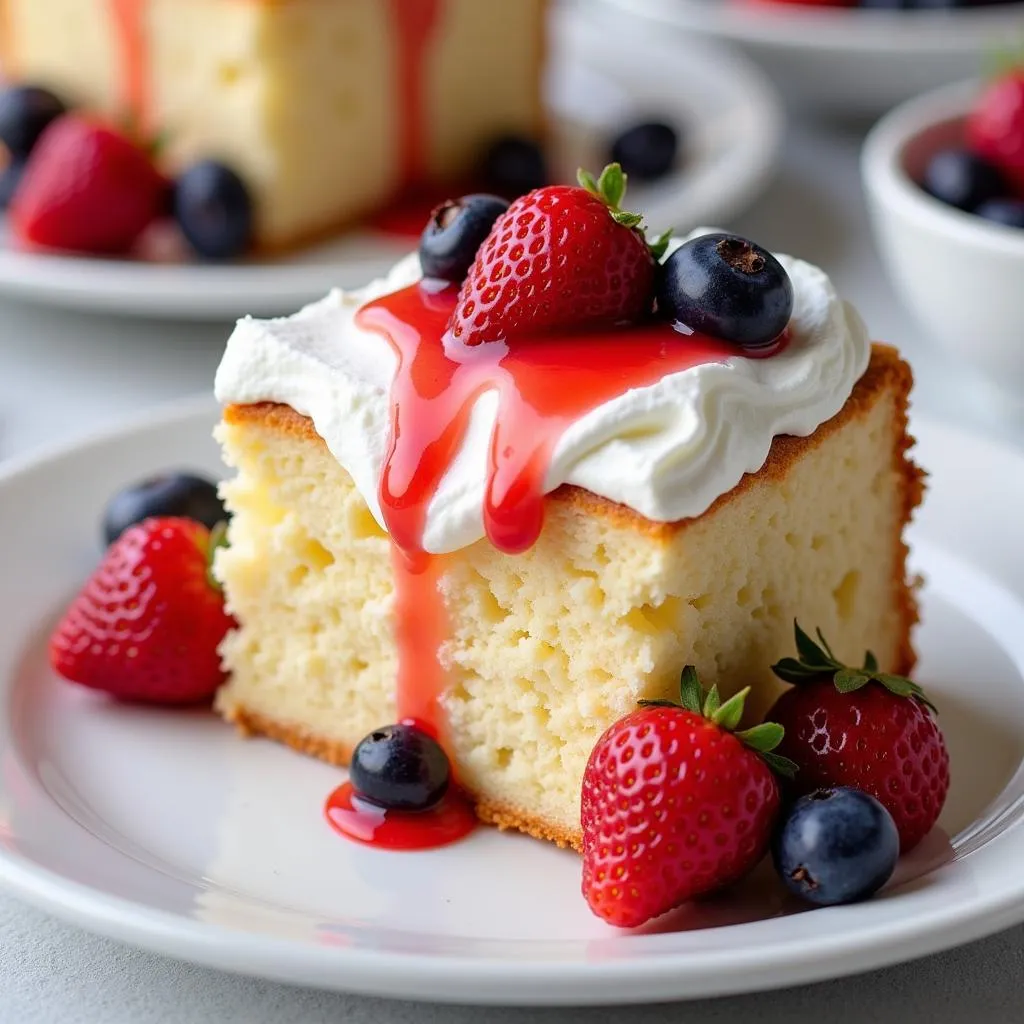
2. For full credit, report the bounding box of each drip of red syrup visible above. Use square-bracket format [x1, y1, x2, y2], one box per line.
[325, 781, 476, 851]
[328, 284, 775, 850]
[388, 0, 443, 192]
[108, 0, 150, 136]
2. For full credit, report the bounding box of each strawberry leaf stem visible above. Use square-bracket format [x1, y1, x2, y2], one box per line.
[577, 162, 671, 261]
[640, 666, 795, 779]
[772, 621, 938, 713]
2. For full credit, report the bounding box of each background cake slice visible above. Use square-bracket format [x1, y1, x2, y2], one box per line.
[0, 0, 547, 249]
[214, 345, 921, 850]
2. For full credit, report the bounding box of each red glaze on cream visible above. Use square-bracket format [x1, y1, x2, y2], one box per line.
[325, 781, 476, 851]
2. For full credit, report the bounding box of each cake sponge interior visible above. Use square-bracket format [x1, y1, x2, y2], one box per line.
[214, 345, 921, 850]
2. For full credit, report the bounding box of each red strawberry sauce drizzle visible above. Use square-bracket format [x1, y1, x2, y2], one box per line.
[108, 0, 150, 134]
[325, 778, 477, 851]
[329, 281, 771, 850]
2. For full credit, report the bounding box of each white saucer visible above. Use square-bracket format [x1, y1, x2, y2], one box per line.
[0, 10, 782, 321]
[592, 0, 1024, 115]
[2, 400, 1024, 1005]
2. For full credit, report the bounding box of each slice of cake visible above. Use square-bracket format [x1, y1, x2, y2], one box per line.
[212, 179, 923, 851]
[0, 0, 547, 249]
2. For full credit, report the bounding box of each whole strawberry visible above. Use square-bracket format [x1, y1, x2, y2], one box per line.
[10, 114, 168, 254]
[582, 667, 794, 928]
[447, 163, 667, 347]
[967, 68, 1024, 196]
[50, 517, 234, 704]
[767, 623, 949, 854]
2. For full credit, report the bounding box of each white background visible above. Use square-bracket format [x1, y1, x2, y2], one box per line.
[2, 118, 1023, 1023]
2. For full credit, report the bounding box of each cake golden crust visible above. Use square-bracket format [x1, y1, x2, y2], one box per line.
[219, 344, 922, 850]
[224, 702, 585, 850]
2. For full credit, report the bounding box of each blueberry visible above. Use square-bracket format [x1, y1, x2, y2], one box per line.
[922, 149, 1006, 212]
[482, 136, 547, 199]
[656, 233, 794, 350]
[103, 472, 226, 546]
[0, 85, 65, 158]
[610, 121, 679, 182]
[773, 788, 900, 907]
[418, 194, 509, 284]
[975, 197, 1024, 229]
[349, 724, 451, 812]
[173, 161, 254, 260]
[0, 159, 24, 210]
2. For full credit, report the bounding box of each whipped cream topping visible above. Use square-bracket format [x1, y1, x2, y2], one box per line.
[215, 232, 871, 555]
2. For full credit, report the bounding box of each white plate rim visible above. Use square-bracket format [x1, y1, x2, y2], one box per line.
[4, 402, 1024, 1004]
[0, 11, 783, 322]
[593, 0, 1024, 54]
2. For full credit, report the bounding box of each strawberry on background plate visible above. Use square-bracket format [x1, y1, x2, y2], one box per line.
[767, 623, 950, 853]
[581, 667, 795, 929]
[967, 67, 1024, 196]
[10, 113, 168, 254]
[447, 163, 668, 348]
[49, 517, 235, 705]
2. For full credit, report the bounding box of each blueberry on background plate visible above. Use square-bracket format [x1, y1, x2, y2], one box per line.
[482, 136, 548, 199]
[350, 723, 451, 812]
[773, 787, 900, 907]
[419, 194, 509, 283]
[173, 161, 254, 260]
[975, 197, 1024, 229]
[656, 232, 794, 350]
[0, 85, 66, 158]
[103, 472, 226, 546]
[610, 121, 679, 182]
[0, 159, 25, 210]
[922, 149, 1006, 212]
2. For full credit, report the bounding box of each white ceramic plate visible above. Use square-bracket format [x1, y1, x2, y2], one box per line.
[0, 10, 782, 322]
[2, 400, 1024, 1005]
[591, 0, 1024, 114]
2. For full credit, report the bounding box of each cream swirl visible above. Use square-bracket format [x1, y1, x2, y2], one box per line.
[214, 232, 870, 554]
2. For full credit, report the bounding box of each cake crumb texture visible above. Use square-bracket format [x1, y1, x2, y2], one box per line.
[215, 345, 922, 849]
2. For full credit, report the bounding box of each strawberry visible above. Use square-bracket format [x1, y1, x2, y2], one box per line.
[967, 68, 1024, 196]
[766, 623, 950, 854]
[49, 517, 234, 705]
[447, 163, 666, 347]
[10, 114, 168, 254]
[581, 667, 794, 928]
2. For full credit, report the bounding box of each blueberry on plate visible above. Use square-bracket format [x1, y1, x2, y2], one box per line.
[610, 121, 679, 182]
[773, 788, 900, 907]
[419, 194, 509, 283]
[349, 723, 451, 812]
[922, 149, 1006, 212]
[173, 160, 254, 260]
[103, 472, 226, 546]
[482, 135, 547, 199]
[0, 85, 65, 158]
[656, 232, 794, 350]
[0, 158, 25, 210]
[975, 197, 1024, 230]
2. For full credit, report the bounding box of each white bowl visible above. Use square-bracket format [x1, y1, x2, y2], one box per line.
[862, 79, 1024, 404]
[591, 0, 1024, 115]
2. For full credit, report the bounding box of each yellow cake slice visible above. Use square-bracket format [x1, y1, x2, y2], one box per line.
[213, 343, 922, 850]
[0, 0, 547, 249]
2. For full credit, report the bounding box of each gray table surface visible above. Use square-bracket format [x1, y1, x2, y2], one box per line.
[2, 116, 1023, 1024]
